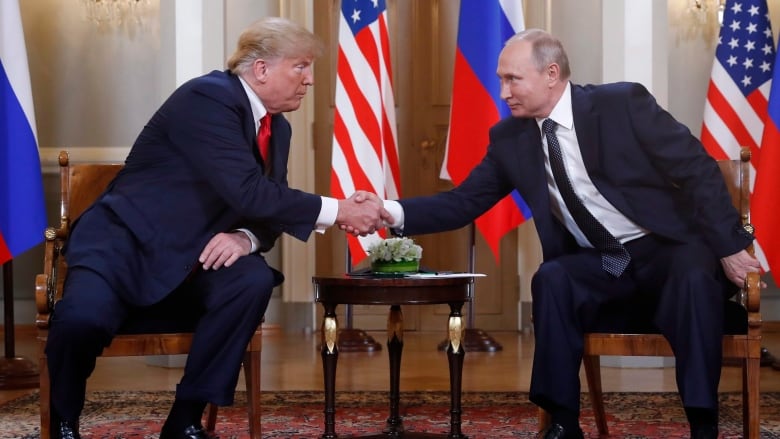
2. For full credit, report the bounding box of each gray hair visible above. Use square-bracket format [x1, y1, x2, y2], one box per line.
[227, 17, 324, 75]
[506, 28, 571, 80]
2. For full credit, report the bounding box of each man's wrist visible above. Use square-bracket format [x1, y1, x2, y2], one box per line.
[315, 196, 340, 233]
[383, 200, 404, 228]
[235, 228, 259, 253]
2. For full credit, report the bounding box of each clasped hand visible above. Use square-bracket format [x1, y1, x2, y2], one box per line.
[721, 249, 767, 289]
[336, 191, 393, 236]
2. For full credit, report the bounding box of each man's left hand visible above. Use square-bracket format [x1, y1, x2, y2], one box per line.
[720, 249, 765, 288]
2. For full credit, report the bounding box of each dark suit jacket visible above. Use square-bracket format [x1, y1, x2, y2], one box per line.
[65, 70, 322, 306]
[400, 82, 753, 262]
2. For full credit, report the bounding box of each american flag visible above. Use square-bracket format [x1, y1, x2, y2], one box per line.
[439, 0, 530, 262]
[330, 0, 400, 266]
[701, 0, 774, 270]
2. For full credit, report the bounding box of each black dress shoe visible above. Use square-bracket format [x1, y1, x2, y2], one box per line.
[537, 423, 584, 439]
[159, 423, 212, 439]
[761, 347, 777, 366]
[53, 420, 81, 439]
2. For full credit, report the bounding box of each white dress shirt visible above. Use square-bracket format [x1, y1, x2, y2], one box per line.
[540, 83, 646, 247]
[235, 77, 338, 253]
[383, 82, 647, 246]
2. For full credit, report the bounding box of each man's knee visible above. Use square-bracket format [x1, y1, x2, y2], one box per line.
[50, 296, 121, 338]
[669, 265, 727, 304]
[532, 260, 568, 300]
[212, 257, 276, 312]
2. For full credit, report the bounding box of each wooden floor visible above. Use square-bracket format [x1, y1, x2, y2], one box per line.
[2, 326, 780, 406]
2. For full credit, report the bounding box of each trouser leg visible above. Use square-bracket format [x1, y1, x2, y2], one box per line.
[529, 249, 634, 415]
[45, 267, 128, 422]
[644, 239, 730, 412]
[174, 254, 275, 406]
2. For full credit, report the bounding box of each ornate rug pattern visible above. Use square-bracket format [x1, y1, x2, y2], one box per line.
[3, 390, 780, 438]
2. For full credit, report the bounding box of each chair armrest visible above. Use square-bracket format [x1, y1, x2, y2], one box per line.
[744, 271, 760, 313]
[744, 271, 761, 331]
[35, 273, 51, 329]
[35, 226, 67, 329]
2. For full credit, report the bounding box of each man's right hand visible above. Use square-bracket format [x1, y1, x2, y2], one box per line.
[336, 191, 393, 236]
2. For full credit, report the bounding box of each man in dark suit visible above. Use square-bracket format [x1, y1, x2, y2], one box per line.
[379, 29, 761, 439]
[46, 17, 389, 439]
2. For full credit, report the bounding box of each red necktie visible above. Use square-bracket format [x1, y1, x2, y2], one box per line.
[257, 114, 271, 162]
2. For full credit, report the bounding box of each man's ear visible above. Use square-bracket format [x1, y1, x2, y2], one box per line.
[252, 58, 269, 83]
[547, 63, 560, 85]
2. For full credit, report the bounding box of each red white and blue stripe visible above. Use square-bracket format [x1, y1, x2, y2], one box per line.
[754, 33, 780, 282]
[0, 0, 46, 265]
[440, 0, 530, 261]
[701, 0, 774, 272]
[331, 0, 400, 266]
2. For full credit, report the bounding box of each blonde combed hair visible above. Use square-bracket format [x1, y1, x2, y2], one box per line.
[227, 17, 324, 75]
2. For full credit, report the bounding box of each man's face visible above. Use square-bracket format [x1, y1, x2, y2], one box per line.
[258, 55, 315, 113]
[497, 41, 555, 119]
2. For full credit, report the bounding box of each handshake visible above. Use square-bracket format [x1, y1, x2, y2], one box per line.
[336, 190, 393, 236]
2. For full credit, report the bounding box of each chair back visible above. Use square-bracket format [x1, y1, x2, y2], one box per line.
[716, 148, 752, 239]
[57, 150, 122, 230]
[35, 151, 263, 439]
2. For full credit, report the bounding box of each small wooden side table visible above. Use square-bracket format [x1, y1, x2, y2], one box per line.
[313, 275, 474, 439]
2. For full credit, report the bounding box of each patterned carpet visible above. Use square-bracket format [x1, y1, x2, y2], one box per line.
[3, 390, 780, 438]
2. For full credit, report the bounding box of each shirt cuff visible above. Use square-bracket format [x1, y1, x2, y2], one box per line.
[316, 196, 339, 233]
[383, 200, 405, 229]
[235, 228, 260, 253]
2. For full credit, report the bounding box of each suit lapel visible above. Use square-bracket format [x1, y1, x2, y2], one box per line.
[268, 114, 290, 182]
[225, 72, 259, 156]
[503, 118, 550, 216]
[571, 86, 602, 176]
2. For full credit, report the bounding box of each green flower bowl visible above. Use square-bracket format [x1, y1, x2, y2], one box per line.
[370, 259, 420, 274]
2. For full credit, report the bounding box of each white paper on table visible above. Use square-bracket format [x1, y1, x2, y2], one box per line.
[404, 272, 487, 279]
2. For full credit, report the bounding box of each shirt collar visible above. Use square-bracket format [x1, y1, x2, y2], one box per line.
[536, 81, 573, 131]
[238, 76, 269, 130]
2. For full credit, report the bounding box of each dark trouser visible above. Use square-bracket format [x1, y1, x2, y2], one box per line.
[529, 234, 733, 417]
[45, 255, 274, 422]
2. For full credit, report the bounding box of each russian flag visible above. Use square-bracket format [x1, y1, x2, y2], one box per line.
[440, 0, 530, 262]
[0, 0, 46, 265]
[753, 35, 780, 283]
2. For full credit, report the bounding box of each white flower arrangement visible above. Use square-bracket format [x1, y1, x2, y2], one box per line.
[367, 237, 423, 263]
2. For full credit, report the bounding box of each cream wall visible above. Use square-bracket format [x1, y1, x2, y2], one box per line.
[6, 0, 317, 330]
[5, 0, 779, 330]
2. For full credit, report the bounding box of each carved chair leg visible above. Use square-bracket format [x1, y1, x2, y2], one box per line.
[743, 356, 761, 439]
[583, 354, 609, 436]
[39, 348, 51, 439]
[204, 404, 218, 434]
[244, 349, 262, 439]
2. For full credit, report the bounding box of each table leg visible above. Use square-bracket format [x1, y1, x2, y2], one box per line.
[445, 302, 468, 438]
[383, 305, 404, 434]
[320, 303, 339, 439]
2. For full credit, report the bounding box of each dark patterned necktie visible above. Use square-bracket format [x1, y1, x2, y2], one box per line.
[542, 118, 630, 277]
[257, 114, 271, 162]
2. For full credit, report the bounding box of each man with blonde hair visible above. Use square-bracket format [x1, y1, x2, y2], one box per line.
[46, 17, 388, 439]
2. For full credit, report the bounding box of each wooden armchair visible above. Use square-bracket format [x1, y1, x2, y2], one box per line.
[539, 148, 762, 438]
[35, 151, 263, 439]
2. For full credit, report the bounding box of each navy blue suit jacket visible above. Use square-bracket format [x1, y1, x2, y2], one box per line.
[65, 70, 322, 306]
[400, 82, 752, 261]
